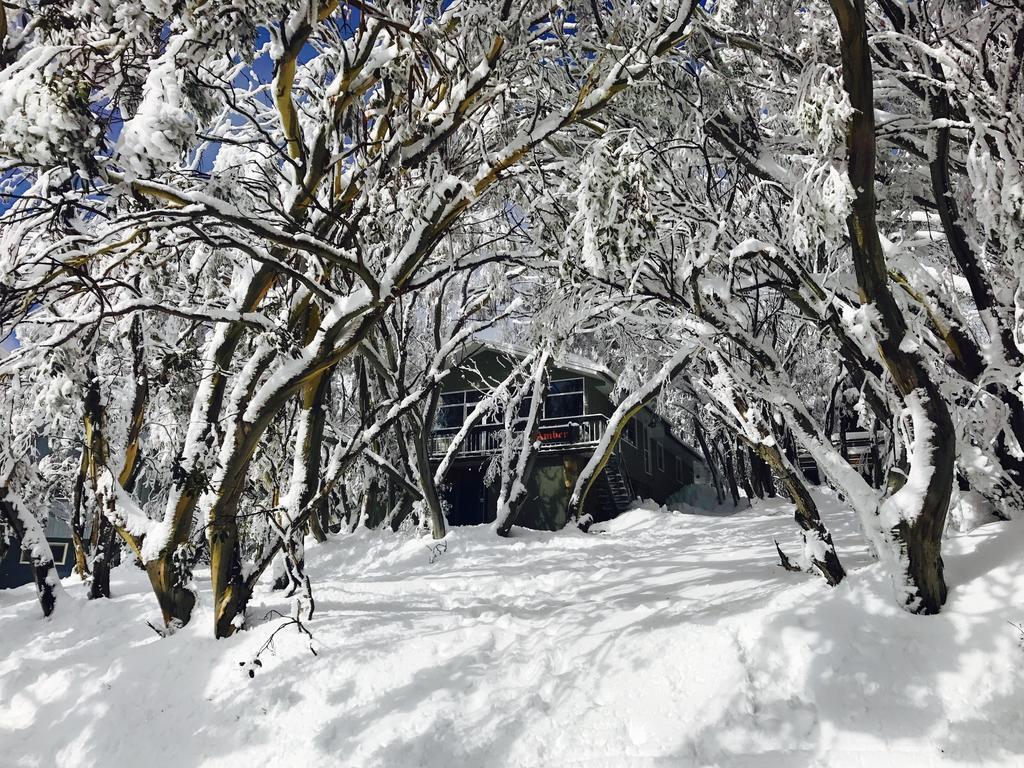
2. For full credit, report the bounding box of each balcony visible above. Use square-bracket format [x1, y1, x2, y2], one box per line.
[430, 413, 608, 460]
[796, 430, 875, 475]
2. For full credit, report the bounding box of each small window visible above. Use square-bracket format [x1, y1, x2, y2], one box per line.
[639, 423, 651, 475]
[20, 541, 68, 566]
[623, 419, 637, 446]
[517, 395, 535, 420]
[675, 455, 685, 482]
[656, 443, 665, 472]
[436, 398, 465, 429]
[52, 542, 68, 565]
[544, 378, 584, 420]
[463, 391, 484, 423]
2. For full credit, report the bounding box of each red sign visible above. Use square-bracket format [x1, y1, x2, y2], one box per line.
[535, 429, 571, 442]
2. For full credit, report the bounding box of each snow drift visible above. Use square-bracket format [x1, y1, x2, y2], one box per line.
[1, 492, 1022, 767]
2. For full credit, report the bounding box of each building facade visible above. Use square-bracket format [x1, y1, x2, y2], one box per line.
[432, 342, 705, 530]
[0, 511, 76, 589]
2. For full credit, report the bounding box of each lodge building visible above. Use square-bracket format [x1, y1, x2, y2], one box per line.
[432, 341, 706, 529]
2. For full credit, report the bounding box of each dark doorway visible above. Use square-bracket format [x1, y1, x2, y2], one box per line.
[443, 465, 493, 526]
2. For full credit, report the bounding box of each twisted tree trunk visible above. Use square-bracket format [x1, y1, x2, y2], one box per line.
[495, 351, 551, 537]
[0, 487, 60, 617]
[83, 363, 117, 600]
[568, 348, 692, 527]
[828, 0, 954, 613]
[756, 443, 845, 586]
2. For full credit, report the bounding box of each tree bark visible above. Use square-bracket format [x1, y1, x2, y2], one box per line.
[273, 360, 333, 592]
[495, 351, 550, 536]
[737, 443, 755, 500]
[746, 448, 763, 498]
[828, 0, 954, 613]
[693, 419, 723, 505]
[0, 487, 60, 617]
[70, 451, 90, 579]
[568, 348, 692, 526]
[716, 439, 740, 507]
[752, 448, 776, 498]
[83, 362, 117, 600]
[412, 391, 447, 539]
[756, 443, 845, 586]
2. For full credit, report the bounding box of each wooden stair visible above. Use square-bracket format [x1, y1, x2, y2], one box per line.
[592, 453, 635, 522]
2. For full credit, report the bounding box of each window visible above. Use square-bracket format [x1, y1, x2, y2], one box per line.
[639, 423, 651, 474]
[544, 378, 584, 420]
[517, 396, 535, 420]
[437, 392, 467, 429]
[436, 379, 584, 431]
[20, 541, 68, 566]
[436, 390, 484, 430]
[656, 442, 665, 472]
[623, 418, 637, 446]
[675, 455, 685, 483]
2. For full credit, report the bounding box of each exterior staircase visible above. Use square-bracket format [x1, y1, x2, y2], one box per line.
[592, 452, 635, 522]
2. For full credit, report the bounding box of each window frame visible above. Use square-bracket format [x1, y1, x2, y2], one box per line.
[435, 388, 487, 430]
[675, 454, 685, 482]
[622, 418, 637, 446]
[543, 377, 585, 421]
[639, 423, 651, 475]
[656, 442, 665, 472]
[436, 377, 588, 430]
[20, 541, 68, 566]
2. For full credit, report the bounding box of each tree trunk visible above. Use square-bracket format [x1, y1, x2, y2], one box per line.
[413, 408, 447, 540]
[87, 518, 118, 600]
[210, 494, 247, 639]
[693, 419, 723, 505]
[495, 351, 550, 536]
[0, 487, 60, 617]
[70, 452, 90, 579]
[828, 0, 954, 613]
[757, 443, 845, 586]
[568, 347, 692, 526]
[273, 366, 334, 591]
[716, 439, 740, 507]
[81, 323, 148, 600]
[208, 419, 260, 638]
[737, 445, 756, 499]
[746, 448, 764, 498]
[752, 448, 776, 498]
[83, 363, 117, 600]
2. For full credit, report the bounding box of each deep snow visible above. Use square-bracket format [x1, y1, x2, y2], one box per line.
[2, 491, 1023, 767]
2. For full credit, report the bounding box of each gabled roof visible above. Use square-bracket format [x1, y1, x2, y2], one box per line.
[461, 338, 617, 386]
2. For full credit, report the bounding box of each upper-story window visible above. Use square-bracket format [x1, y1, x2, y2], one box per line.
[623, 418, 637, 446]
[437, 390, 483, 429]
[544, 378, 584, 420]
[437, 377, 584, 430]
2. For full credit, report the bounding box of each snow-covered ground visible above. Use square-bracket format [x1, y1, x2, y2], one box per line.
[2, 491, 1023, 767]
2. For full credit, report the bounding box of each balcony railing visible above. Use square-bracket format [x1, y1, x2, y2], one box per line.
[796, 430, 874, 473]
[430, 413, 608, 459]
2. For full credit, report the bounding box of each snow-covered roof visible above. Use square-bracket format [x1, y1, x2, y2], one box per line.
[464, 338, 617, 385]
